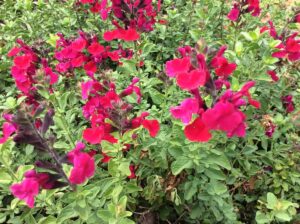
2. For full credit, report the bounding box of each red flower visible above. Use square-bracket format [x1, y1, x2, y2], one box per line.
[83, 126, 104, 144]
[103, 28, 140, 42]
[267, 70, 279, 82]
[165, 57, 191, 77]
[87, 42, 105, 56]
[128, 165, 136, 179]
[176, 69, 206, 90]
[211, 46, 237, 78]
[10, 178, 39, 208]
[101, 152, 112, 163]
[247, 0, 261, 17]
[142, 119, 160, 137]
[84, 61, 97, 76]
[184, 117, 212, 142]
[227, 4, 240, 21]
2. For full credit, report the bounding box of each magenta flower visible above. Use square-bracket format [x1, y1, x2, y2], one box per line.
[10, 178, 39, 208]
[103, 28, 140, 42]
[202, 102, 246, 138]
[165, 57, 191, 77]
[170, 98, 199, 124]
[0, 122, 16, 144]
[69, 153, 95, 184]
[227, 4, 240, 21]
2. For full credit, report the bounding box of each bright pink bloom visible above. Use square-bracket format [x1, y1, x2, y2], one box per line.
[176, 69, 206, 90]
[202, 102, 246, 138]
[80, 0, 94, 3]
[0, 122, 16, 144]
[165, 57, 191, 77]
[83, 126, 104, 144]
[71, 55, 87, 67]
[69, 153, 95, 184]
[295, 14, 300, 23]
[142, 119, 160, 137]
[10, 178, 39, 208]
[13, 54, 32, 70]
[227, 4, 240, 21]
[7, 47, 21, 57]
[71, 37, 87, 52]
[184, 117, 212, 142]
[170, 98, 199, 124]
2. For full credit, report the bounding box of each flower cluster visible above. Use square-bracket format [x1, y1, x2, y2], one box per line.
[81, 77, 159, 145]
[166, 45, 260, 142]
[10, 170, 66, 208]
[8, 40, 58, 108]
[227, 0, 261, 22]
[55, 32, 133, 77]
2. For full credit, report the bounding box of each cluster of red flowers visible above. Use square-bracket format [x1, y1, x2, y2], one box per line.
[227, 0, 261, 22]
[8, 39, 58, 110]
[81, 76, 159, 149]
[2, 22, 160, 206]
[166, 45, 260, 142]
[55, 32, 133, 77]
[80, 0, 161, 43]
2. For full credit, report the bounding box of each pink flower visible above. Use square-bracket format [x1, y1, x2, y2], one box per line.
[68, 142, 95, 184]
[227, 4, 240, 21]
[184, 117, 212, 142]
[176, 69, 206, 90]
[13, 54, 32, 70]
[202, 102, 246, 138]
[165, 57, 191, 77]
[83, 126, 104, 144]
[71, 37, 87, 52]
[69, 153, 95, 184]
[7, 47, 21, 57]
[10, 178, 39, 208]
[170, 98, 199, 124]
[0, 122, 16, 144]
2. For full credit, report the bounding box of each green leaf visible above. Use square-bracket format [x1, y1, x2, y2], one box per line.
[171, 156, 193, 175]
[267, 192, 278, 210]
[57, 204, 78, 223]
[255, 211, 272, 224]
[275, 212, 292, 222]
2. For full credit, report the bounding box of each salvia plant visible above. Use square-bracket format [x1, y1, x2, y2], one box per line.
[0, 0, 299, 223]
